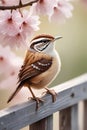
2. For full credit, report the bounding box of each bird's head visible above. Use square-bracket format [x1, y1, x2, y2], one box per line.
[29, 34, 62, 54]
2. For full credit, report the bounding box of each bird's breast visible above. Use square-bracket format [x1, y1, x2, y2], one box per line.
[31, 52, 61, 89]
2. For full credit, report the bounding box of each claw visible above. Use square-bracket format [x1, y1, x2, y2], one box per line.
[30, 97, 44, 110]
[28, 87, 44, 110]
[45, 88, 57, 102]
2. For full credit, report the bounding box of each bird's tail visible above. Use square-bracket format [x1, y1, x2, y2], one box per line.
[7, 83, 23, 103]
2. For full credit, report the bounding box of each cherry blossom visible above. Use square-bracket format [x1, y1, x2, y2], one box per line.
[0, 33, 28, 48]
[0, 72, 19, 89]
[30, 0, 58, 16]
[0, 9, 40, 47]
[31, 0, 73, 23]
[0, 45, 23, 89]
[0, 0, 73, 48]
[21, 10, 40, 37]
[49, 0, 73, 23]
[0, 10, 22, 36]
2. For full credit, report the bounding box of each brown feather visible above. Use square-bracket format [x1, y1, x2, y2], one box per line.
[18, 50, 52, 84]
[31, 34, 54, 42]
[7, 82, 23, 103]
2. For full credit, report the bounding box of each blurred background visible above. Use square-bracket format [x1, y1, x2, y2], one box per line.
[36, 1, 87, 87]
[0, 0, 87, 129]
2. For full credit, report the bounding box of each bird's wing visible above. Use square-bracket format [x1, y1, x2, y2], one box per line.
[18, 57, 52, 83]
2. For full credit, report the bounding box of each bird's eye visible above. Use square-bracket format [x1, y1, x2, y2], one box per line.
[42, 39, 50, 43]
[35, 41, 50, 52]
[30, 39, 50, 52]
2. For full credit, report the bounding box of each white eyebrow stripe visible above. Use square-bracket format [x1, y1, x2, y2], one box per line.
[31, 38, 45, 43]
[31, 38, 50, 44]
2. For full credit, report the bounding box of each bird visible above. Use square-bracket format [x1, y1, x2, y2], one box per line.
[7, 34, 62, 110]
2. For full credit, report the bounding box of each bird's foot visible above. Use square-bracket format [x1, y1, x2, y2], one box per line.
[44, 88, 57, 102]
[29, 96, 44, 110]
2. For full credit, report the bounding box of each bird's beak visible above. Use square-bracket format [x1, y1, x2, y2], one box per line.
[55, 36, 62, 41]
[53, 36, 62, 42]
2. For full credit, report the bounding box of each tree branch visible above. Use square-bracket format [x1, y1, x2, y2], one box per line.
[0, 0, 38, 10]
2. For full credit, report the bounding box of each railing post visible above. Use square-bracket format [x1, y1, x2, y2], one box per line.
[30, 115, 53, 130]
[59, 107, 71, 130]
[59, 104, 78, 130]
[71, 104, 78, 130]
[83, 100, 87, 130]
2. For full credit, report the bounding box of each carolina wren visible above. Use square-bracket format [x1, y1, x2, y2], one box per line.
[7, 34, 62, 110]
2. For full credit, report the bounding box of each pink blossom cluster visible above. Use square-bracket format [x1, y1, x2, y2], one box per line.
[0, 9, 40, 48]
[0, 45, 23, 89]
[0, 45, 32, 103]
[31, 0, 73, 23]
[0, 0, 73, 48]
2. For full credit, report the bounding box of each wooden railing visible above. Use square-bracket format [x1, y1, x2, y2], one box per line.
[0, 74, 87, 130]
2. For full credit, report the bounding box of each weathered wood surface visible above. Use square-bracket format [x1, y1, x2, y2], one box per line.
[59, 107, 71, 130]
[30, 115, 53, 130]
[59, 104, 78, 130]
[71, 104, 78, 130]
[0, 74, 87, 130]
[83, 100, 87, 130]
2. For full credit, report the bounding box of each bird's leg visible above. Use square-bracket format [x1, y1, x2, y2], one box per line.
[44, 87, 57, 102]
[28, 87, 44, 110]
